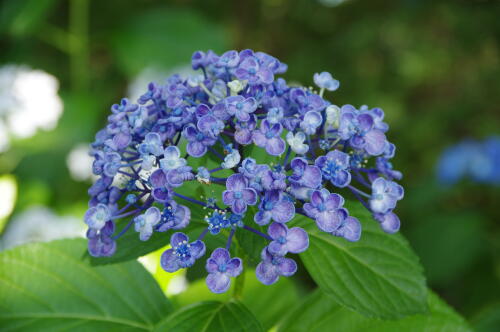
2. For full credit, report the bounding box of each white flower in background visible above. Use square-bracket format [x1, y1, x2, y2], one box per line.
[0, 206, 85, 250]
[0, 65, 63, 151]
[0, 175, 17, 231]
[66, 143, 96, 182]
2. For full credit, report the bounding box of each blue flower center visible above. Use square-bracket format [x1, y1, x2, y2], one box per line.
[175, 242, 190, 259]
[264, 201, 275, 211]
[322, 161, 341, 179]
[317, 203, 326, 212]
[277, 236, 286, 244]
[218, 264, 227, 272]
[265, 131, 275, 139]
[271, 257, 281, 265]
[196, 132, 205, 141]
[236, 102, 243, 110]
[234, 191, 243, 199]
[248, 68, 256, 75]
[173, 108, 182, 116]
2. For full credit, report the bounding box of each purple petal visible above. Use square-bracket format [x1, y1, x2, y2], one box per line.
[206, 273, 231, 293]
[316, 210, 343, 232]
[161, 249, 179, 272]
[324, 193, 344, 210]
[254, 211, 272, 225]
[268, 222, 287, 240]
[310, 190, 323, 206]
[226, 258, 243, 277]
[286, 227, 309, 253]
[376, 212, 400, 234]
[314, 156, 327, 169]
[210, 248, 230, 266]
[271, 200, 295, 223]
[235, 129, 252, 145]
[226, 174, 247, 191]
[187, 141, 207, 157]
[266, 137, 286, 156]
[223, 190, 235, 205]
[252, 131, 267, 147]
[233, 199, 247, 214]
[170, 232, 188, 247]
[190, 240, 206, 259]
[302, 202, 318, 218]
[332, 170, 351, 188]
[301, 166, 322, 188]
[291, 158, 307, 172]
[278, 258, 297, 277]
[256, 261, 279, 285]
[242, 188, 258, 205]
[150, 169, 167, 188]
[364, 130, 386, 156]
[333, 216, 361, 242]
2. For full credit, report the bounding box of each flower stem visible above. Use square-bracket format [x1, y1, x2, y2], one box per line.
[243, 225, 272, 241]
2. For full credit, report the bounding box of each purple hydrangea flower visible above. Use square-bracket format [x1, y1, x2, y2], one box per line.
[315, 150, 351, 187]
[255, 190, 295, 225]
[197, 114, 225, 138]
[205, 248, 243, 293]
[149, 169, 173, 203]
[300, 111, 323, 135]
[267, 222, 308, 256]
[235, 56, 274, 85]
[134, 207, 161, 241]
[332, 216, 361, 242]
[289, 157, 322, 189]
[87, 220, 116, 257]
[161, 232, 206, 272]
[235, 115, 257, 145]
[369, 177, 404, 214]
[252, 120, 286, 156]
[183, 124, 217, 157]
[338, 109, 386, 156]
[84, 203, 111, 230]
[313, 72, 340, 91]
[303, 189, 348, 232]
[216, 50, 240, 68]
[156, 202, 190, 232]
[159, 146, 187, 171]
[223, 96, 258, 122]
[256, 248, 297, 285]
[373, 212, 400, 234]
[223, 174, 258, 214]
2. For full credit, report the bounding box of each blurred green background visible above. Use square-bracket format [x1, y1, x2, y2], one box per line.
[0, 0, 499, 330]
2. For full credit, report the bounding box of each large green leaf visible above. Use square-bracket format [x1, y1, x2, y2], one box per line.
[173, 270, 300, 330]
[0, 239, 172, 331]
[153, 300, 263, 332]
[294, 201, 427, 319]
[278, 289, 472, 332]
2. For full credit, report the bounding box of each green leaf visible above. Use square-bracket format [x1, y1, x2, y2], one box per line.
[153, 300, 263, 332]
[0, 239, 173, 331]
[235, 207, 267, 265]
[294, 201, 427, 319]
[278, 289, 472, 332]
[173, 270, 300, 330]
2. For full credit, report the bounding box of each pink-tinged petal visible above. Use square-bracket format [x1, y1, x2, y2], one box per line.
[257, 68, 274, 84]
[272, 200, 295, 223]
[256, 261, 279, 285]
[161, 249, 179, 272]
[268, 222, 287, 239]
[170, 232, 188, 247]
[210, 248, 230, 266]
[279, 258, 297, 277]
[301, 166, 322, 188]
[233, 199, 247, 214]
[242, 188, 258, 205]
[226, 258, 243, 277]
[316, 211, 343, 233]
[206, 273, 231, 294]
[286, 227, 309, 253]
[252, 131, 267, 147]
[334, 216, 361, 241]
[226, 174, 247, 191]
[222, 190, 235, 205]
[266, 137, 286, 156]
[235, 129, 252, 145]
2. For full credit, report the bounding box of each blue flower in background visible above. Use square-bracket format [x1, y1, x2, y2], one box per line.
[313, 71, 340, 91]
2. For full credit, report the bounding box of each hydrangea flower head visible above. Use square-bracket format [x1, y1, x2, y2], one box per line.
[85, 49, 404, 293]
